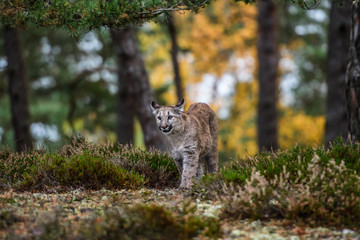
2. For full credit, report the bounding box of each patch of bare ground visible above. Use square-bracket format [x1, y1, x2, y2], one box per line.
[1, 189, 359, 239]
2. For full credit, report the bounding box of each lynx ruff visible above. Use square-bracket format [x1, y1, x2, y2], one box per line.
[150, 99, 218, 189]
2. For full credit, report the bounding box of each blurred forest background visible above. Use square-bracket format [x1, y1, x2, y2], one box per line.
[0, 0, 351, 162]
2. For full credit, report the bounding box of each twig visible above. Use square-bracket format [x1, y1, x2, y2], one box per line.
[139, 0, 209, 15]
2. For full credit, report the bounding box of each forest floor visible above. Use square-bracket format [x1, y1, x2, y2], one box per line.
[1, 189, 359, 240]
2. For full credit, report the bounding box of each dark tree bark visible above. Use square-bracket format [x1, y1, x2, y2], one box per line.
[3, 26, 33, 152]
[110, 29, 135, 145]
[256, 0, 279, 151]
[346, 2, 360, 142]
[325, 1, 351, 144]
[167, 13, 184, 102]
[114, 80, 135, 145]
[110, 27, 167, 151]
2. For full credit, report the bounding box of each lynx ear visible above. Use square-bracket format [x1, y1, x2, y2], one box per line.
[150, 101, 160, 115]
[175, 98, 185, 112]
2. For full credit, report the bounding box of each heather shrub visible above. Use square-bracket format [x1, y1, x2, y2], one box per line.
[192, 139, 360, 227]
[194, 145, 312, 199]
[20, 153, 145, 191]
[0, 137, 178, 191]
[196, 139, 360, 195]
[0, 150, 43, 189]
[57, 137, 179, 188]
[220, 154, 360, 228]
[110, 146, 178, 188]
[222, 138, 360, 185]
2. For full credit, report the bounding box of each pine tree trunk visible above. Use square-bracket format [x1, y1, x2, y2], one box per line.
[256, 0, 279, 151]
[3, 26, 32, 152]
[346, 2, 360, 142]
[325, 1, 351, 144]
[110, 29, 135, 145]
[167, 14, 184, 102]
[110, 27, 167, 151]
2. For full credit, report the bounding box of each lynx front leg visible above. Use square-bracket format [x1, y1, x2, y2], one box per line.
[204, 152, 218, 174]
[173, 156, 183, 175]
[195, 163, 203, 179]
[179, 152, 199, 189]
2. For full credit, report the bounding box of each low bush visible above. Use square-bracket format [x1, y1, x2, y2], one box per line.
[221, 138, 360, 186]
[196, 138, 360, 193]
[57, 136, 179, 188]
[0, 137, 178, 191]
[200, 139, 360, 228]
[220, 154, 360, 228]
[20, 152, 145, 191]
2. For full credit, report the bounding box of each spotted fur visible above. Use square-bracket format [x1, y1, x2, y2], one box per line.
[150, 99, 218, 189]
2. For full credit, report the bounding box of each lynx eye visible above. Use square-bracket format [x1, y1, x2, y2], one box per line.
[157, 116, 162, 120]
[168, 115, 173, 120]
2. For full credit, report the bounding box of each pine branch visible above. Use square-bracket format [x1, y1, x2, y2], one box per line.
[140, 0, 209, 15]
[0, 0, 212, 36]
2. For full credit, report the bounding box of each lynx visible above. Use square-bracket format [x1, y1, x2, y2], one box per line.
[150, 99, 218, 189]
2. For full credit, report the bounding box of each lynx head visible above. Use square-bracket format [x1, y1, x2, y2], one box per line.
[150, 99, 185, 135]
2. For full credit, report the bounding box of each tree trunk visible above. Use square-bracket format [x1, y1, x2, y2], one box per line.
[256, 0, 279, 151]
[167, 13, 184, 102]
[325, 1, 351, 144]
[3, 26, 33, 152]
[115, 80, 135, 145]
[346, 2, 360, 142]
[110, 29, 135, 145]
[110, 27, 167, 151]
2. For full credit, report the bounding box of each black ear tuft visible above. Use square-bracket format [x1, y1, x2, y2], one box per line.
[150, 101, 160, 109]
[175, 98, 185, 112]
[175, 98, 185, 108]
[150, 101, 160, 114]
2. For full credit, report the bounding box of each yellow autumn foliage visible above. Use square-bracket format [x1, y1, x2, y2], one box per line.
[219, 80, 258, 159]
[279, 109, 325, 148]
[177, 1, 257, 79]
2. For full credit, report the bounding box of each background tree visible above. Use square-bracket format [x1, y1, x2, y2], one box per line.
[110, 27, 167, 151]
[346, 2, 360, 142]
[3, 26, 32, 152]
[167, 14, 184, 102]
[110, 29, 135, 145]
[325, 1, 351, 144]
[257, 0, 279, 151]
